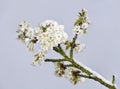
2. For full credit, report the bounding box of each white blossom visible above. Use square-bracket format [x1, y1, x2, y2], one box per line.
[17, 21, 30, 42]
[25, 27, 34, 38]
[40, 20, 58, 28]
[74, 8, 91, 34]
[65, 68, 85, 84]
[17, 22, 41, 51]
[73, 26, 84, 35]
[32, 51, 46, 65]
[54, 62, 66, 77]
[25, 38, 34, 51]
[81, 23, 89, 29]
[74, 43, 85, 52]
[18, 21, 30, 31]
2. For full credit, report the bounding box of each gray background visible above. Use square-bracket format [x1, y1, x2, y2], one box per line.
[0, 0, 120, 89]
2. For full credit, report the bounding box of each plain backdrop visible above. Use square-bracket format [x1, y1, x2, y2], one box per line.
[0, 0, 120, 89]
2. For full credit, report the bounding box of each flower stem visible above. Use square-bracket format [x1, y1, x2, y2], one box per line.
[70, 34, 78, 58]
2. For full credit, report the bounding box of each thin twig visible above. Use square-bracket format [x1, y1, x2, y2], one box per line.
[70, 34, 78, 58]
[45, 59, 67, 62]
[79, 74, 116, 89]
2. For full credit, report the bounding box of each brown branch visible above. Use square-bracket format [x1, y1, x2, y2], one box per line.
[70, 34, 78, 58]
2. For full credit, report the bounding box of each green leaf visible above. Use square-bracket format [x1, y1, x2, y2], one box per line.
[65, 41, 71, 50]
[74, 18, 82, 25]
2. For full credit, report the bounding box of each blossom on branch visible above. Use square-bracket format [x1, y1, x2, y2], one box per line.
[74, 8, 91, 34]
[65, 68, 85, 84]
[16, 9, 117, 89]
[54, 62, 66, 77]
[74, 42, 86, 52]
[17, 20, 68, 65]
[17, 21, 39, 51]
[32, 51, 46, 65]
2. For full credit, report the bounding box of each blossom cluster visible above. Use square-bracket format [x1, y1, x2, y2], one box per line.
[74, 9, 91, 35]
[54, 62, 85, 84]
[16, 9, 89, 84]
[17, 21, 40, 51]
[17, 20, 68, 65]
[16, 9, 118, 89]
[39, 20, 68, 51]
